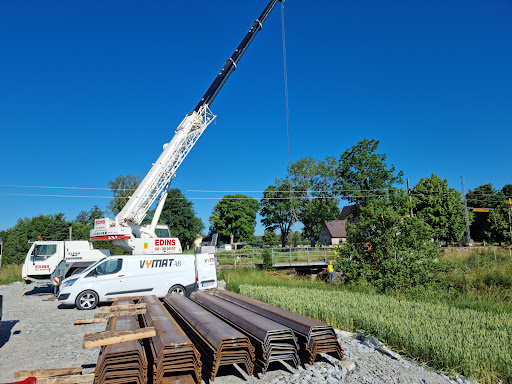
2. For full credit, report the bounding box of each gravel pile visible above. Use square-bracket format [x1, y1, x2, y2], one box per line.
[0, 282, 478, 384]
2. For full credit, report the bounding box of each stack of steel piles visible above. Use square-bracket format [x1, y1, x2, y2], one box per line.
[139, 295, 201, 384]
[212, 290, 344, 365]
[94, 315, 148, 384]
[190, 291, 299, 373]
[163, 294, 255, 381]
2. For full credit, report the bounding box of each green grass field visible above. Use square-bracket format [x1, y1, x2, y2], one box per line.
[240, 285, 512, 384]
[220, 247, 512, 384]
[0, 264, 23, 285]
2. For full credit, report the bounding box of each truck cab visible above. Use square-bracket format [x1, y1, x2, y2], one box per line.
[22, 241, 110, 282]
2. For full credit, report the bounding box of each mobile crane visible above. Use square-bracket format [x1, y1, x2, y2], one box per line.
[22, 0, 282, 290]
[90, 0, 281, 253]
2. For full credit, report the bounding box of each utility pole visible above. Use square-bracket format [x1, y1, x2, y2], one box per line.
[461, 176, 472, 246]
[508, 198, 512, 245]
[407, 178, 414, 218]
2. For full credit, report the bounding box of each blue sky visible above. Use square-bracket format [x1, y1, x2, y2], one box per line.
[0, 0, 511, 235]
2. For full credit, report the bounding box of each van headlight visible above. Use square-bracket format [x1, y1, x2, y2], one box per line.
[61, 278, 78, 288]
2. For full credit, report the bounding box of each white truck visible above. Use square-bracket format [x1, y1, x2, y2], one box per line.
[21, 241, 110, 283]
[21, 224, 170, 284]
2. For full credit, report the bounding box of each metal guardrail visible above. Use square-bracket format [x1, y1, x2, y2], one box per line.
[215, 247, 337, 267]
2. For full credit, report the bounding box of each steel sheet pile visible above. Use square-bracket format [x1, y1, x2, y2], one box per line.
[140, 295, 201, 384]
[190, 291, 299, 373]
[163, 294, 255, 381]
[212, 290, 344, 365]
[94, 314, 148, 384]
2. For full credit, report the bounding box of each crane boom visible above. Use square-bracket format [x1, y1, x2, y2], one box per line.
[195, 0, 280, 112]
[91, 0, 281, 249]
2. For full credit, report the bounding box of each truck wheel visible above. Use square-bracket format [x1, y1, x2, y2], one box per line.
[76, 290, 99, 310]
[168, 285, 186, 296]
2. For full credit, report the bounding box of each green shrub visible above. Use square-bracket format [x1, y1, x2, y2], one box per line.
[261, 249, 273, 270]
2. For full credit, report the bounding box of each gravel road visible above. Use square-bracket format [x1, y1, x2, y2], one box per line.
[0, 282, 477, 384]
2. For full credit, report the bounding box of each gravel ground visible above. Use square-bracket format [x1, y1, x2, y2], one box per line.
[0, 282, 478, 384]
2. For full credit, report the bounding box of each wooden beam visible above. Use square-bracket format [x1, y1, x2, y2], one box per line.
[106, 296, 143, 302]
[74, 318, 109, 325]
[83, 327, 156, 349]
[37, 374, 96, 384]
[14, 368, 82, 379]
[94, 309, 146, 318]
[99, 303, 146, 312]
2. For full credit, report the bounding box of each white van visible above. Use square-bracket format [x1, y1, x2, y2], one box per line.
[58, 252, 217, 310]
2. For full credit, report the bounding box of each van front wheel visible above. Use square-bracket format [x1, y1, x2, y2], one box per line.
[76, 290, 99, 310]
[168, 285, 186, 296]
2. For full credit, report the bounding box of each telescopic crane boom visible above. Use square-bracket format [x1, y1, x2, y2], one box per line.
[91, 0, 281, 254]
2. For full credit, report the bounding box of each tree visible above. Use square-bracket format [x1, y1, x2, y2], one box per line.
[412, 174, 466, 244]
[260, 179, 307, 247]
[485, 198, 510, 246]
[210, 195, 259, 245]
[1, 214, 71, 264]
[502, 184, 512, 199]
[288, 156, 339, 242]
[466, 184, 497, 242]
[262, 229, 280, 247]
[75, 205, 105, 226]
[159, 188, 204, 249]
[2, 218, 30, 264]
[300, 198, 340, 242]
[108, 174, 141, 215]
[337, 191, 440, 292]
[334, 138, 403, 210]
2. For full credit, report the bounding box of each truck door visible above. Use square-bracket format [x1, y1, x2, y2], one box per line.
[24, 243, 60, 280]
[195, 253, 218, 290]
[91, 258, 125, 299]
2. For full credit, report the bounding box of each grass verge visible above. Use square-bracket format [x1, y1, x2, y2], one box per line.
[0, 264, 23, 285]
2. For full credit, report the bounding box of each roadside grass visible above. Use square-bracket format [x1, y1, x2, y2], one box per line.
[220, 268, 336, 293]
[240, 285, 512, 384]
[439, 247, 512, 292]
[434, 247, 512, 313]
[0, 264, 23, 285]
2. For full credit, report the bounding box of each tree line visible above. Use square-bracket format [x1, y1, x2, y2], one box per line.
[1, 138, 510, 272]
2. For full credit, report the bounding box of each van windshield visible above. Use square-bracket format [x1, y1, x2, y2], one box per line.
[82, 258, 107, 274]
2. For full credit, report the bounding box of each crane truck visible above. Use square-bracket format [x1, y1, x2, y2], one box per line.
[23, 0, 282, 303]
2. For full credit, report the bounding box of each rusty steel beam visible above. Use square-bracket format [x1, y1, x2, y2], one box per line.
[94, 306, 148, 384]
[212, 290, 344, 364]
[191, 291, 299, 373]
[163, 294, 255, 382]
[139, 295, 201, 384]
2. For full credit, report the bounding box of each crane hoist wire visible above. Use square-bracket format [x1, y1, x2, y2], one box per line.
[282, 1, 291, 166]
[280, 2, 298, 228]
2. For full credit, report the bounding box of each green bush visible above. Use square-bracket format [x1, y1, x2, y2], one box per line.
[261, 249, 273, 270]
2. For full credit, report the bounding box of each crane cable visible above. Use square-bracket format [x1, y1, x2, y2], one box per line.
[282, 1, 291, 166]
[281, 2, 298, 240]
